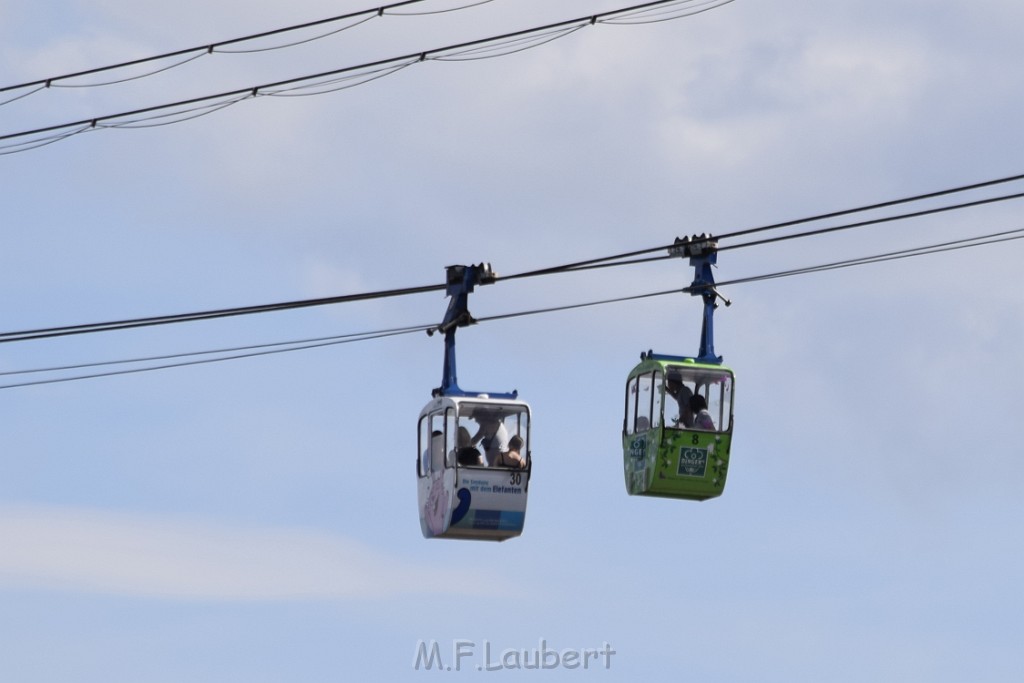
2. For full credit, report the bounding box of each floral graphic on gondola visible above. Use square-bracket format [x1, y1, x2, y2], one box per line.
[424, 472, 449, 536]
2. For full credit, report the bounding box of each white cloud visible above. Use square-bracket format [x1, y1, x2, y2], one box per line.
[0, 503, 480, 601]
[301, 258, 371, 300]
[780, 35, 934, 121]
[657, 114, 780, 168]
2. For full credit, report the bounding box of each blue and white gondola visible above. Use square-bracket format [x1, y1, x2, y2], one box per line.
[417, 264, 532, 542]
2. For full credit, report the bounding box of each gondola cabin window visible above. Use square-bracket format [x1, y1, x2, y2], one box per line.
[455, 402, 530, 469]
[664, 365, 734, 433]
[625, 371, 663, 435]
[417, 408, 457, 477]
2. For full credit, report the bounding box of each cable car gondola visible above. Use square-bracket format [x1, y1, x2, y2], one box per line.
[623, 236, 735, 501]
[417, 264, 532, 541]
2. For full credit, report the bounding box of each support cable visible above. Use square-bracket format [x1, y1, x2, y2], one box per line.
[2, 179, 1024, 344]
[0, 283, 445, 344]
[1, 173, 1023, 347]
[0, 0, 734, 154]
[718, 189, 1024, 254]
[715, 173, 1024, 242]
[2, 226, 1020, 390]
[0, 0, 487, 98]
[0, 325, 434, 390]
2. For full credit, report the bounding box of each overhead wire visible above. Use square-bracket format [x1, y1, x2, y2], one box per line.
[715, 172, 1024, 243]
[495, 173, 1024, 282]
[602, 0, 735, 24]
[210, 15, 378, 55]
[45, 53, 208, 89]
[718, 188, 1024, 253]
[258, 59, 420, 98]
[0, 5, 1015, 391]
[496, 248, 675, 282]
[0, 0, 735, 154]
[478, 289, 681, 324]
[0, 283, 445, 344]
[3, 171, 1023, 348]
[2, 225, 1021, 391]
[429, 24, 588, 61]
[0, 324, 435, 390]
[486, 228, 1024, 320]
[0, 84, 46, 107]
[0, 0, 485, 97]
[389, 0, 498, 14]
[0, 324, 438, 378]
[711, 228, 1024, 289]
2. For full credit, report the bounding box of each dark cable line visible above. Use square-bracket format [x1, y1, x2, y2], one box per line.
[0, 325, 433, 390]
[1, 294, 689, 390]
[710, 229, 1024, 290]
[714, 173, 1024, 242]
[0, 283, 446, 344]
[498, 248, 674, 282]
[430, 24, 588, 62]
[0, 324, 438, 377]
[0, 84, 45, 107]
[101, 95, 250, 130]
[257, 60, 418, 98]
[3, 226, 1019, 391]
[497, 174, 1024, 283]
[0, 0, 732, 153]
[0, 0, 465, 95]
[388, 0, 496, 14]
[209, 15, 377, 56]
[1, 124, 91, 154]
[490, 228, 1024, 320]
[48, 53, 208, 89]
[478, 289, 681, 324]
[3, 172, 1024, 346]
[602, 0, 734, 24]
[717, 190, 1024, 254]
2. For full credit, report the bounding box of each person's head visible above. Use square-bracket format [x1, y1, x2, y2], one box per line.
[509, 435, 524, 452]
[457, 448, 480, 466]
[472, 410, 497, 425]
[457, 426, 472, 447]
[667, 375, 691, 398]
[689, 394, 708, 412]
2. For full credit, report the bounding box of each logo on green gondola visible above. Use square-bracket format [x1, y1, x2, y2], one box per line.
[629, 437, 647, 471]
[677, 447, 708, 477]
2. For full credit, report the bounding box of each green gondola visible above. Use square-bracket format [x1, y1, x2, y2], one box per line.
[623, 354, 734, 500]
[622, 235, 735, 501]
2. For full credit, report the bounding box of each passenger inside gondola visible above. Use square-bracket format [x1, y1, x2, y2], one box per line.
[471, 411, 510, 466]
[494, 434, 527, 469]
[689, 394, 715, 430]
[454, 426, 483, 466]
[666, 373, 694, 427]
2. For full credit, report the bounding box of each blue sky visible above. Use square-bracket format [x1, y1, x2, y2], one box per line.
[2, 0, 1023, 680]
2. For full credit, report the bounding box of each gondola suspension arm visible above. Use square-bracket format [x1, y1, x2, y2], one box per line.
[427, 263, 515, 399]
[671, 235, 730, 365]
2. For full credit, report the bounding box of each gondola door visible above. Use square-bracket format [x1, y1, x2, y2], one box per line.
[417, 403, 457, 538]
